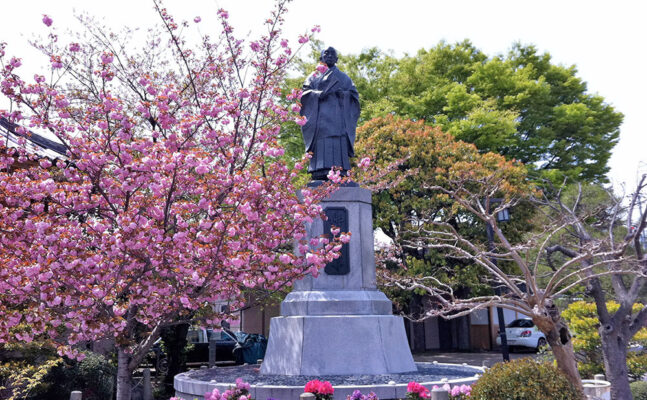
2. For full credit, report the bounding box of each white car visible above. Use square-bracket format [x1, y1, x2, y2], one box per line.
[495, 318, 547, 351]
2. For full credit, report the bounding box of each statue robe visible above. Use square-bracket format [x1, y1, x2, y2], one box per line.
[300, 66, 360, 178]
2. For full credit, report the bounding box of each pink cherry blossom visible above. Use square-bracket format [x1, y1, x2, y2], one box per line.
[0, 3, 344, 398]
[358, 157, 371, 169]
[42, 14, 53, 27]
[100, 52, 114, 64]
[194, 16, 201, 23]
[316, 64, 328, 74]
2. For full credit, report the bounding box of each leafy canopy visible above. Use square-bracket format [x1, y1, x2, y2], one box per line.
[339, 41, 622, 182]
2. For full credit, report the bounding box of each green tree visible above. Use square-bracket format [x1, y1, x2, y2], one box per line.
[355, 116, 534, 312]
[332, 41, 622, 183]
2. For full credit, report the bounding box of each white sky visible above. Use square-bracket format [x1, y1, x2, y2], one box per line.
[3, 0, 646, 193]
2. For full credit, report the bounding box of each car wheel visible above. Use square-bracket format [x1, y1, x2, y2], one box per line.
[537, 337, 547, 351]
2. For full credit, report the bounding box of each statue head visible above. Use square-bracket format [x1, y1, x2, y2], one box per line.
[320, 47, 338, 68]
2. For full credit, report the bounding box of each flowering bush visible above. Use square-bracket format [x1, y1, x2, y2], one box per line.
[304, 379, 334, 400]
[204, 378, 252, 400]
[407, 382, 471, 399]
[444, 384, 471, 399]
[406, 382, 429, 399]
[347, 389, 378, 400]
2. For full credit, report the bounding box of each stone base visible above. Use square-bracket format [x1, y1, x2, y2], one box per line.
[260, 314, 416, 376]
[174, 362, 484, 400]
[281, 290, 392, 316]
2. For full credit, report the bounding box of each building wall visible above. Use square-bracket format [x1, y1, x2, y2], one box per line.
[241, 297, 280, 337]
[469, 309, 491, 350]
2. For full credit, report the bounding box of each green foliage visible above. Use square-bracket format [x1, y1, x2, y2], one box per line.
[355, 116, 534, 310]
[337, 41, 623, 183]
[0, 358, 62, 400]
[628, 352, 647, 381]
[41, 352, 115, 400]
[0, 342, 61, 400]
[631, 380, 647, 400]
[471, 358, 582, 400]
[0, 344, 114, 400]
[562, 301, 647, 378]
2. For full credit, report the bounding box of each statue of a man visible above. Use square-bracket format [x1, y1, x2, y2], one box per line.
[300, 47, 360, 181]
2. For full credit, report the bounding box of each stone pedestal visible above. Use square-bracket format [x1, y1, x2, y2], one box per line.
[260, 187, 416, 376]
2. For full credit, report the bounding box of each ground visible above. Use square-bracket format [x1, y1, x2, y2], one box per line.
[413, 350, 540, 368]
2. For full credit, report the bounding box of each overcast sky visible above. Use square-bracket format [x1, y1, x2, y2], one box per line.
[3, 0, 646, 193]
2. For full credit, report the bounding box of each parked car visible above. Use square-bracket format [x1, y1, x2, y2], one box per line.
[150, 327, 267, 373]
[496, 318, 547, 351]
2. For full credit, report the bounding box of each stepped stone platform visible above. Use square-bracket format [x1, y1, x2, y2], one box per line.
[174, 361, 484, 400]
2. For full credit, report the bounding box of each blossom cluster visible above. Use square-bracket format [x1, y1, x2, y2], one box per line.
[445, 384, 471, 399]
[0, 0, 335, 368]
[406, 381, 471, 399]
[304, 379, 334, 400]
[347, 389, 378, 400]
[406, 381, 430, 399]
[204, 378, 252, 400]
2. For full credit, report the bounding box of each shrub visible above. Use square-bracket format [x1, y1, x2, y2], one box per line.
[628, 352, 647, 381]
[471, 358, 581, 400]
[562, 300, 647, 378]
[0, 342, 62, 400]
[631, 381, 647, 400]
[39, 351, 114, 400]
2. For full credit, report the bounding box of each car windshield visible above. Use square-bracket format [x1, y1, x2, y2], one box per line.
[507, 319, 533, 328]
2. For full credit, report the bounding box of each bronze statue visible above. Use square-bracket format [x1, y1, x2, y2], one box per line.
[300, 47, 360, 181]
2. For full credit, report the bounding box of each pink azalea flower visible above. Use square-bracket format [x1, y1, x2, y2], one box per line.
[298, 35, 309, 44]
[316, 64, 328, 74]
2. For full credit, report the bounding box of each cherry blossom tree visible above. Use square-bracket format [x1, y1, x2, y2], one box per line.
[0, 2, 342, 399]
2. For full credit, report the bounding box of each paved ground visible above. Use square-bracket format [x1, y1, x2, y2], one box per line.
[413, 350, 540, 368]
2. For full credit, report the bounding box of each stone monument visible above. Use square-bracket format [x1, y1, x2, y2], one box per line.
[260, 47, 416, 376]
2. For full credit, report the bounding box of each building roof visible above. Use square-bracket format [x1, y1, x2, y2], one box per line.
[0, 117, 68, 159]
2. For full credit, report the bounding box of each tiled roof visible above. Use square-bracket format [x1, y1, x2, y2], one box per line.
[0, 117, 68, 159]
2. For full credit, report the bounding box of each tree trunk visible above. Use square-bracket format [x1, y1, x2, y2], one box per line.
[601, 328, 632, 400]
[533, 303, 584, 393]
[547, 334, 584, 394]
[116, 348, 133, 400]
